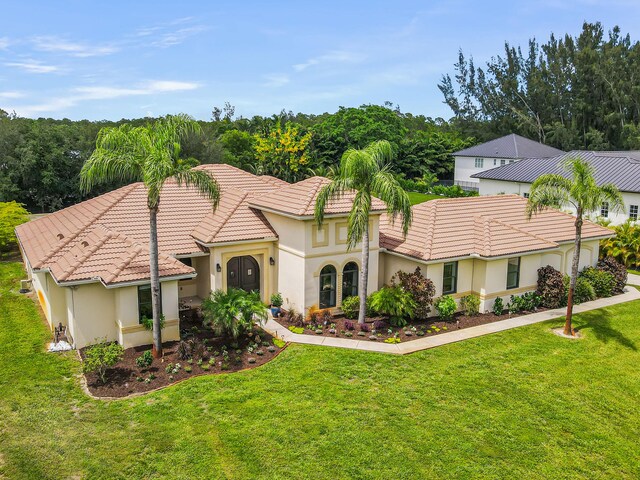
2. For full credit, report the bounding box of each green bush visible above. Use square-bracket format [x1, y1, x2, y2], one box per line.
[580, 267, 615, 298]
[369, 286, 416, 327]
[135, 350, 153, 369]
[83, 340, 124, 383]
[340, 295, 373, 320]
[434, 295, 457, 321]
[141, 314, 165, 331]
[492, 297, 504, 315]
[564, 276, 596, 304]
[460, 294, 480, 316]
[0, 201, 30, 254]
[270, 292, 283, 307]
[390, 267, 435, 319]
[202, 288, 268, 339]
[596, 256, 627, 294]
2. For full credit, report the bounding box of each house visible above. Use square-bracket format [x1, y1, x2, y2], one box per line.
[453, 133, 563, 191]
[15, 164, 613, 349]
[473, 150, 640, 225]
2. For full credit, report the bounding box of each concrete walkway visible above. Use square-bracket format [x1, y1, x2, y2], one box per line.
[627, 273, 640, 286]
[262, 286, 640, 355]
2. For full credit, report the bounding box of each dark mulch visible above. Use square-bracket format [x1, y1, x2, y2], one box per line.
[275, 308, 549, 343]
[81, 313, 285, 398]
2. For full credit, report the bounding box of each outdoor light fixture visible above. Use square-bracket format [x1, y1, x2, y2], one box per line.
[269, 257, 275, 266]
[216, 263, 221, 272]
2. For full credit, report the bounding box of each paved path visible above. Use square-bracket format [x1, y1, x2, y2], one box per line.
[627, 273, 640, 286]
[262, 286, 640, 355]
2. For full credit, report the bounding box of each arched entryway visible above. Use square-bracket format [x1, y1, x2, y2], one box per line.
[227, 255, 260, 293]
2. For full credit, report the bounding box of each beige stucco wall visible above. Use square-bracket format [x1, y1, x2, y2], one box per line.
[65, 283, 117, 348]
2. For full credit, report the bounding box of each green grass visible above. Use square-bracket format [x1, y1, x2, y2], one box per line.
[1, 261, 640, 479]
[407, 191, 442, 205]
[628, 269, 640, 276]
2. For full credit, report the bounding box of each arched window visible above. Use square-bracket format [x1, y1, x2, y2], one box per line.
[319, 265, 337, 308]
[342, 262, 358, 301]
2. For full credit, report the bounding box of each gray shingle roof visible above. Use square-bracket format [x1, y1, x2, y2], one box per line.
[454, 133, 564, 159]
[471, 151, 640, 193]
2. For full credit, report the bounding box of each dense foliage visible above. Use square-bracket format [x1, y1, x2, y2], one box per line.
[536, 265, 567, 309]
[390, 267, 436, 319]
[0, 201, 29, 254]
[460, 294, 480, 316]
[596, 256, 628, 294]
[599, 222, 640, 269]
[440, 22, 640, 150]
[340, 295, 373, 320]
[82, 341, 124, 384]
[368, 286, 416, 327]
[434, 295, 457, 321]
[201, 288, 268, 340]
[0, 105, 472, 213]
[580, 267, 615, 298]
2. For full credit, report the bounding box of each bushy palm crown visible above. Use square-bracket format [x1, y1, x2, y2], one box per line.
[80, 114, 220, 208]
[202, 288, 268, 340]
[314, 140, 412, 248]
[525, 157, 623, 219]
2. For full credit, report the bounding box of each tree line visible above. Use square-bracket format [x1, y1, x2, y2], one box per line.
[0, 104, 471, 212]
[440, 22, 640, 151]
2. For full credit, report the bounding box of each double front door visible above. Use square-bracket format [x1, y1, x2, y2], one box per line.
[226, 256, 260, 293]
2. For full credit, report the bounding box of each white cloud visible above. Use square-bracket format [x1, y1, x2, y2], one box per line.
[149, 25, 208, 47]
[0, 91, 25, 99]
[5, 60, 60, 74]
[262, 73, 290, 88]
[293, 50, 365, 72]
[8, 80, 201, 117]
[0, 37, 9, 50]
[31, 36, 118, 57]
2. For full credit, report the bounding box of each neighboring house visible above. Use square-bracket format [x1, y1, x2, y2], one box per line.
[473, 150, 640, 225]
[15, 164, 612, 349]
[453, 133, 563, 190]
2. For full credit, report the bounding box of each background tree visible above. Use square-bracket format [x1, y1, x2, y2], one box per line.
[80, 114, 220, 357]
[526, 157, 623, 336]
[315, 140, 412, 324]
[0, 201, 30, 256]
[253, 121, 312, 182]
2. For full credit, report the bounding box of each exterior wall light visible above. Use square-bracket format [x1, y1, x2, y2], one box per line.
[269, 257, 275, 266]
[216, 263, 222, 272]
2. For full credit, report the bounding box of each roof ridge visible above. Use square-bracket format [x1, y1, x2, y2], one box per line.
[423, 202, 436, 258]
[207, 190, 248, 242]
[104, 240, 144, 285]
[484, 215, 557, 246]
[34, 183, 139, 269]
[512, 133, 519, 157]
[301, 177, 325, 216]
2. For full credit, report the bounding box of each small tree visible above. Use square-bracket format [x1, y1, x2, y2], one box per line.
[201, 288, 268, 340]
[83, 340, 124, 384]
[0, 201, 30, 254]
[390, 267, 435, 319]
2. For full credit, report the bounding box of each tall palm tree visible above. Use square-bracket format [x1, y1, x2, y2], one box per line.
[526, 157, 623, 336]
[315, 140, 412, 324]
[80, 114, 220, 357]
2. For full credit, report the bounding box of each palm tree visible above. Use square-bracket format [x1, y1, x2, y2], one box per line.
[315, 140, 412, 324]
[80, 114, 220, 357]
[201, 288, 268, 340]
[526, 157, 623, 336]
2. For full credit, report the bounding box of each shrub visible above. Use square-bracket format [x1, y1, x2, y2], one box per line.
[359, 323, 370, 333]
[460, 294, 480, 316]
[0, 201, 30, 254]
[390, 267, 436, 319]
[202, 288, 268, 339]
[564, 275, 596, 304]
[492, 297, 504, 315]
[434, 295, 457, 321]
[306, 304, 320, 324]
[344, 320, 355, 331]
[288, 326, 304, 334]
[580, 267, 615, 298]
[140, 314, 165, 332]
[536, 265, 566, 308]
[319, 309, 333, 324]
[270, 292, 283, 307]
[176, 340, 191, 360]
[368, 286, 417, 327]
[341, 296, 360, 319]
[373, 320, 386, 331]
[83, 340, 124, 384]
[135, 350, 153, 369]
[596, 256, 627, 294]
[273, 338, 286, 348]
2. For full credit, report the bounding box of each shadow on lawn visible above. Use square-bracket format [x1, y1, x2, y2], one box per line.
[575, 307, 637, 351]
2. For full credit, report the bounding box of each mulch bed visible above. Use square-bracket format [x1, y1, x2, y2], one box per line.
[275, 308, 549, 343]
[81, 313, 285, 398]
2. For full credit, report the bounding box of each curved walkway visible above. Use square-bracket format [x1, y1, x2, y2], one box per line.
[262, 286, 640, 355]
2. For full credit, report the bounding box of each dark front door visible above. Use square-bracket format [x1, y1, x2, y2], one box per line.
[227, 256, 260, 293]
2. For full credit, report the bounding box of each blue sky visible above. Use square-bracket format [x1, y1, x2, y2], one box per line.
[2, 0, 640, 121]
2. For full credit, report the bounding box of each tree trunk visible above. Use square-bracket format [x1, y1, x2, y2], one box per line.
[358, 222, 369, 325]
[565, 210, 583, 336]
[149, 206, 163, 358]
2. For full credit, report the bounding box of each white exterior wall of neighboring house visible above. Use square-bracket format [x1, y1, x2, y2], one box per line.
[454, 156, 519, 186]
[478, 178, 640, 225]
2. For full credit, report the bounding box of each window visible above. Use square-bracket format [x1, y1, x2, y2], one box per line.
[509, 160, 515, 164]
[442, 262, 458, 294]
[342, 262, 358, 301]
[500, 159, 506, 166]
[506, 257, 521, 289]
[138, 284, 162, 323]
[474, 158, 484, 168]
[494, 159, 497, 166]
[630, 205, 638, 221]
[179, 257, 192, 267]
[601, 202, 609, 218]
[523, 192, 529, 199]
[319, 265, 337, 308]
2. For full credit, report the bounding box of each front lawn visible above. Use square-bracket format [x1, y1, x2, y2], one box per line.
[406, 191, 442, 205]
[1, 261, 640, 479]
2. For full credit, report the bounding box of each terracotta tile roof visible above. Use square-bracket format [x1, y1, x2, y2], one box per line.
[380, 195, 614, 262]
[16, 164, 285, 286]
[249, 176, 387, 217]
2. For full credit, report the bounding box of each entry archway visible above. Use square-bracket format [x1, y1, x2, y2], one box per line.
[226, 255, 260, 293]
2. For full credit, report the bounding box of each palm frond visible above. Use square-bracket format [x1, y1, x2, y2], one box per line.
[314, 178, 351, 227]
[173, 169, 221, 209]
[370, 170, 412, 234]
[347, 190, 372, 250]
